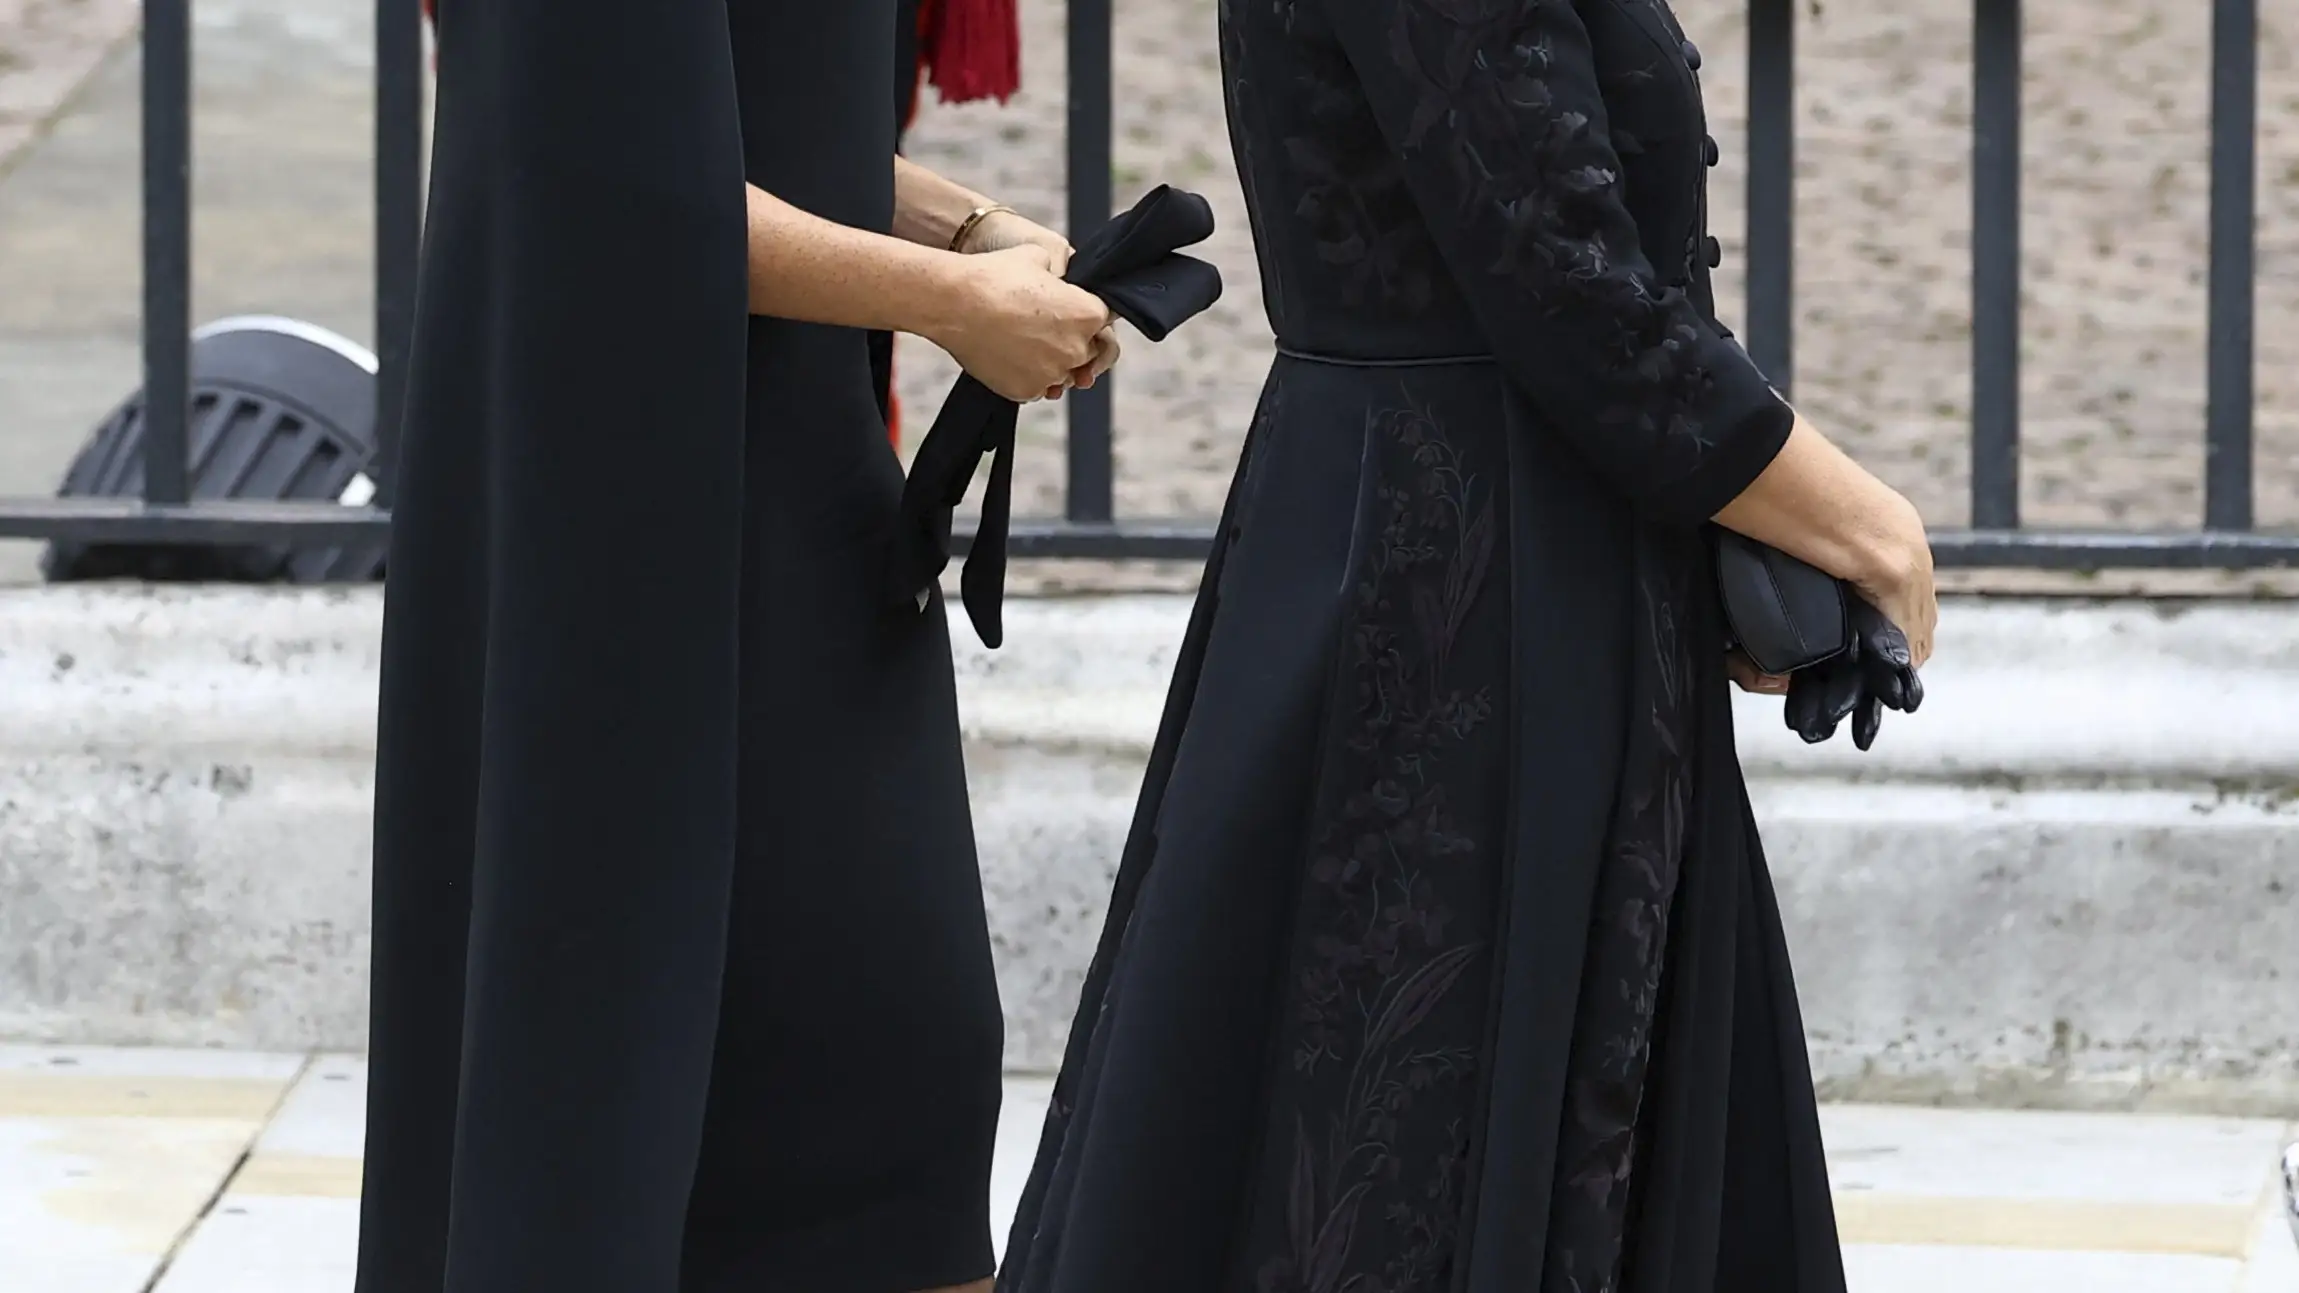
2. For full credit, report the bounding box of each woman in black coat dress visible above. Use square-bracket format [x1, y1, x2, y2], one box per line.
[355, 2, 1111, 1291]
[998, 2, 1937, 1292]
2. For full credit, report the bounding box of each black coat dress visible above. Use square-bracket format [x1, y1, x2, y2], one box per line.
[354, 2, 1003, 1290]
[998, 3, 1846, 1292]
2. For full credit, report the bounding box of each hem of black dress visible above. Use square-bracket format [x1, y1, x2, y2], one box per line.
[686, 1201, 994, 1293]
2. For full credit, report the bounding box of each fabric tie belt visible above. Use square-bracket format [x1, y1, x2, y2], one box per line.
[894, 185, 1225, 648]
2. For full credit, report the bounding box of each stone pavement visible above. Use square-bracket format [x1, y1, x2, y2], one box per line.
[3, 1044, 2295, 1293]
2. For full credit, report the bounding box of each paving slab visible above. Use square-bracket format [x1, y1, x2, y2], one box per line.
[0, 1045, 301, 1293]
[146, 1065, 1059, 1292]
[154, 1054, 361, 1293]
[9, 1049, 2295, 1292]
[2239, 1184, 2299, 1293]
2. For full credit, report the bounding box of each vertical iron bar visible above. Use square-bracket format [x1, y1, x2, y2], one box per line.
[2204, 0, 2257, 530]
[140, 0, 193, 505]
[1970, 0, 2022, 530]
[1744, 0, 1794, 395]
[373, 0, 425, 505]
[1065, 0, 1114, 524]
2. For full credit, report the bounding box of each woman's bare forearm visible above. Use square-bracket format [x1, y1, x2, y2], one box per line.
[1712, 414, 1926, 589]
[892, 155, 996, 250]
[745, 182, 976, 334]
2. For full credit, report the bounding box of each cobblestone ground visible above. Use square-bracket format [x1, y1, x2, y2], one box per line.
[899, 0, 2299, 593]
[0, 0, 133, 171]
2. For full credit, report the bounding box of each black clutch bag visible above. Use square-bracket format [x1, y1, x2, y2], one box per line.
[1714, 528, 1926, 749]
[1713, 528, 1848, 676]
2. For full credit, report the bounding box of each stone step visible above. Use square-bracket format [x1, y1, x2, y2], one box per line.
[2, 587, 2296, 1114]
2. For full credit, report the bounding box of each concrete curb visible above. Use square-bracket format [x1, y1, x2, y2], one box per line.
[2, 586, 2295, 1113]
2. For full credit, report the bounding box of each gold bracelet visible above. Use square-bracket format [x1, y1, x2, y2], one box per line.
[948, 202, 1015, 253]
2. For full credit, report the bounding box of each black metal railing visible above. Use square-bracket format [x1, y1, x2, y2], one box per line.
[0, 0, 2289, 569]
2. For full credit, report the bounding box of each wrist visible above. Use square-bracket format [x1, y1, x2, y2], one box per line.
[905, 250, 987, 348]
[949, 203, 1018, 254]
[1841, 492, 1929, 595]
[891, 155, 996, 250]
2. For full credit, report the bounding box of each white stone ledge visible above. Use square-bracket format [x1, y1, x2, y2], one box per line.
[962, 596, 2299, 787]
[2, 586, 2294, 1114]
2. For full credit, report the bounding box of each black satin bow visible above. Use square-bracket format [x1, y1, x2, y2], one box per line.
[894, 185, 1225, 648]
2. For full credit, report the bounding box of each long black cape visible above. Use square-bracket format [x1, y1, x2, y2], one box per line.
[357, 1, 752, 1287]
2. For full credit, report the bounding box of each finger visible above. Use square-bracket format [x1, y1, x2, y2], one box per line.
[1726, 652, 1790, 695]
[1869, 619, 1914, 670]
[1869, 650, 1920, 714]
[1786, 660, 1860, 743]
[1786, 689, 1839, 744]
[1783, 673, 1823, 740]
[1818, 661, 1863, 729]
[1073, 329, 1121, 389]
[1852, 691, 1884, 751]
[1010, 242, 1054, 271]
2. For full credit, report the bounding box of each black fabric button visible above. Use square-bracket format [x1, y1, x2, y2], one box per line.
[1682, 40, 1702, 70]
[1702, 136, 1720, 167]
[1702, 235, 1723, 268]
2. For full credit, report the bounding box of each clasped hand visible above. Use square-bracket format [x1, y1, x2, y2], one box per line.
[941, 209, 1122, 403]
[1728, 535, 1936, 751]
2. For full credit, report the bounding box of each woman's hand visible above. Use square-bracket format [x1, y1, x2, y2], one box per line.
[1847, 494, 1938, 669]
[956, 207, 1073, 269]
[931, 244, 1114, 404]
[1727, 650, 1790, 695]
[958, 210, 1123, 401]
[1712, 415, 1939, 668]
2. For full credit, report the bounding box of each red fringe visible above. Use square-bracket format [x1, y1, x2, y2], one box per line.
[917, 0, 1021, 106]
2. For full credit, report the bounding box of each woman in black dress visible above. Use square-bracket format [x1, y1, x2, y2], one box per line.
[999, 3, 1936, 1293]
[356, 2, 1108, 1291]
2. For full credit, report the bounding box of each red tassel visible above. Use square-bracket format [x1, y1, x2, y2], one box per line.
[920, 0, 1021, 106]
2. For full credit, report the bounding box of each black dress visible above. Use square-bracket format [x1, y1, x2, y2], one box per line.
[998, 3, 1847, 1293]
[354, 2, 1003, 1291]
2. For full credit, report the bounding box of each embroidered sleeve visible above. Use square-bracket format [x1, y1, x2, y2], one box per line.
[1320, 0, 1791, 523]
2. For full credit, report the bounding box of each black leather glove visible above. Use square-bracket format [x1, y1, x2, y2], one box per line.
[1784, 594, 1924, 750]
